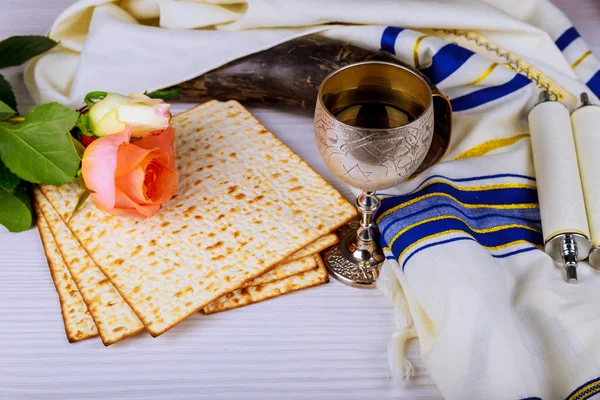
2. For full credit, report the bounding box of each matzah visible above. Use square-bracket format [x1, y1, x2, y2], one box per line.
[36, 212, 98, 343]
[35, 189, 145, 345]
[283, 233, 338, 263]
[242, 255, 316, 288]
[203, 254, 329, 314]
[240, 234, 337, 289]
[40, 100, 357, 336]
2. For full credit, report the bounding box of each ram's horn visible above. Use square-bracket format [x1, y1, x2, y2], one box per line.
[173, 34, 451, 173]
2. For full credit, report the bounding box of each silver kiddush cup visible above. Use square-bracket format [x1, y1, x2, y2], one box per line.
[315, 61, 436, 288]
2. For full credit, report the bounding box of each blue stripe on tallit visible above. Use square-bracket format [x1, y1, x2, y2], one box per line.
[420, 43, 475, 85]
[555, 27, 580, 51]
[450, 74, 532, 112]
[565, 376, 600, 400]
[390, 218, 542, 266]
[379, 200, 542, 239]
[380, 26, 404, 55]
[553, 27, 600, 99]
[377, 27, 529, 108]
[377, 175, 542, 271]
[378, 181, 538, 210]
[587, 70, 600, 99]
[493, 247, 539, 259]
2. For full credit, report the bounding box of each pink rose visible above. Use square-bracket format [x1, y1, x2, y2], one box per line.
[82, 125, 178, 218]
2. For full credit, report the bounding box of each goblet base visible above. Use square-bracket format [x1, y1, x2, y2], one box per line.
[322, 221, 385, 288]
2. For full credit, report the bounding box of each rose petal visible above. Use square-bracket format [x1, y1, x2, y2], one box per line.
[118, 103, 170, 136]
[88, 93, 130, 136]
[144, 161, 179, 203]
[116, 153, 177, 205]
[115, 143, 161, 178]
[96, 109, 127, 137]
[90, 193, 119, 215]
[113, 188, 161, 218]
[82, 126, 132, 210]
[115, 166, 147, 205]
[135, 126, 176, 168]
[127, 93, 165, 106]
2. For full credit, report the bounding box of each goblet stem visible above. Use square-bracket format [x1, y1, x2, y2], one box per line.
[346, 191, 385, 282]
[320, 190, 385, 287]
[356, 191, 380, 248]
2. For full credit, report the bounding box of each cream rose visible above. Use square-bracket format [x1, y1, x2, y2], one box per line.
[88, 93, 171, 138]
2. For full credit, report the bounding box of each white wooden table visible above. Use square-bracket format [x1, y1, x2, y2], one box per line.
[0, 1, 597, 399]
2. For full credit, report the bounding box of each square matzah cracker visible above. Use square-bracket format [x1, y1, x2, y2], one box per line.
[36, 211, 98, 342]
[35, 189, 145, 345]
[40, 100, 356, 336]
[204, 254, 329, 314]
[283, 233, 338, 263]
[242, 255, 316, 288]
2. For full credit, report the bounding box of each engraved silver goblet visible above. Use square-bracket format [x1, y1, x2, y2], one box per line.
[314, 61, 435, 288]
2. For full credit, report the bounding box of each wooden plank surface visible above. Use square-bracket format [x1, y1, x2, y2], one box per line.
[0, 1, 597, 399]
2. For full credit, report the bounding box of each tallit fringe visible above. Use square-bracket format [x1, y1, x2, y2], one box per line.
[377, 262, 417, 382]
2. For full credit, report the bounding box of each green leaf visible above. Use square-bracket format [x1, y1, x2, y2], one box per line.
[75, 174, 85, 189]
[13, 183, 33, 214]
[69, 134, 85, 159]
[0, 103, 80, 185]
[0, 159, 19, 192]
[67, 189, 90, 223]
[74, 112, 94, 137]
[145, 88, 182, 101]
[0, 74, 17, 111]
[0, 35, 58, 69]
[0, 100, 15, 120]
[0, 184, 33, 232]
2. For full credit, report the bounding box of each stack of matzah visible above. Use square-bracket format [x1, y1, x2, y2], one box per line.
[35, 101, 356, 345]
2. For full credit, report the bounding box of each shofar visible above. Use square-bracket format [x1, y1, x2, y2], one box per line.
[172, 34, 452, 174]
